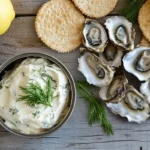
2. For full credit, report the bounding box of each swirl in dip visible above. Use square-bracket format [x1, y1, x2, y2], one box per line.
[0, 58, 69, 134]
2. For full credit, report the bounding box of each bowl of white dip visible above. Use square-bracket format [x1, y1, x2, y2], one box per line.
[0, 53, 76, 138]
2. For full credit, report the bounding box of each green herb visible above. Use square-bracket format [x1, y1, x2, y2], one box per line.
[32, 110, 40, 118]
[38, 67, 46, 74]
[120, 0, 145, 22]
[17, 77, 53, 107]
[75, 81, 114, 135]
[9, 108, 18, 116]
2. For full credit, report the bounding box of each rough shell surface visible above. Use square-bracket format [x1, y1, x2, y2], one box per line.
[99, 75, 128, 103]
[123, 47, 150, 81]
[78, 48, 115, 87]
[140, 79, 150, 104]
[99, 42, 124, 67]
[107, 85, 149, 123]
[83, 19, 108, 53]
[105, 16, 135, 51]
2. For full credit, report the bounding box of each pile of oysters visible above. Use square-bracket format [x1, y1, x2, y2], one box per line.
[78, 16, 150, 123]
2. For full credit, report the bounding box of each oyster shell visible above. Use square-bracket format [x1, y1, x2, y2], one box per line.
[105, 16, 135, 51]
[140, 79, 150, 104]
[99, 75, 128, 103]
[123, 47, 150, 81]
[107, 85, 149, 123]
[83, 19, 108, 53]
[78, 48, 115, 87]
[99, 42, 124, 67]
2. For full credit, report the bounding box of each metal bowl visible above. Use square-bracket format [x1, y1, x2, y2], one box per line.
[0, 53, 76, 138]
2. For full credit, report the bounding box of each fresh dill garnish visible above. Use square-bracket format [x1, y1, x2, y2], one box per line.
[9, 108, 18, 116]
[50, 77, 57, 83]
[75, 81, 114, 135]
[120, 0, 145, 22]
[17, 76, 53, 107]
[32, 110, 40, 118]
[38, 67, 46, 74]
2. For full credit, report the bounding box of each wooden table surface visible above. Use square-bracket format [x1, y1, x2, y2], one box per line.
[0, 0, 149, 150]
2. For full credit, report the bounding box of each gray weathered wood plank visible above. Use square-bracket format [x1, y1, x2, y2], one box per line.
[0, 0, 148, 150]
[0, 16, 148, 150]
[12, 0, 127, 15]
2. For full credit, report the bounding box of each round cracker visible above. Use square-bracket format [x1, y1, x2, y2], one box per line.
[72, 0, 118, 18]
[140, 36, 150, 47]
[35, 0, 85, 53]
[138, 0, 150, 43]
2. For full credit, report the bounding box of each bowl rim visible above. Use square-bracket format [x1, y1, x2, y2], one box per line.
[0, 52, 76, 138]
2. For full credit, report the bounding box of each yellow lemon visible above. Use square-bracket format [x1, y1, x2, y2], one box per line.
[0, 0, 15, 35]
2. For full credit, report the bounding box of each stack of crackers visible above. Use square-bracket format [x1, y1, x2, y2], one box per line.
[35, 0, 118, 53]
[139, 0, 150, 47]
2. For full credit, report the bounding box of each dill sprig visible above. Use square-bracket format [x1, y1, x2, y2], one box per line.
[17, 77, 53, 107]
[75, 81, 114, 135]
[120, 0, 145, 22]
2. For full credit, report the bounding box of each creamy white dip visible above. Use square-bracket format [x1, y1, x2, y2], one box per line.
[0, 58, 69, 134]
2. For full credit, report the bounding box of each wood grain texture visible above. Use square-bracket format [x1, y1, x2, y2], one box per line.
[12, 0, 47, 15]
[12, 0, 126, 15]
[0, 0, 147, 150]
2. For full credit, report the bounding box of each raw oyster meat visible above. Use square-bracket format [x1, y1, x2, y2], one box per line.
[99, 42, 124, 67]
[105, 16, 135, 51]
[99, 75, 128, 103]
[107, 85, 149, 123]
[140, 79, 150, 104]
[123, 47, 150, 81]
[78, 48, 115, 87]
[83, 19, 108, 53]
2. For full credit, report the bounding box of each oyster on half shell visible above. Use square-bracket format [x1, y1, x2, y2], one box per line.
[107, 85, 149, 123]
[140, 79, 150, 104]
[105, 16, 135, 51]
[78, 48, 115, 87]
[83, 19, 108, 53]
[99, 75, 128, 103]
[99, 42, 124, 68]
[123, 47, 150, 81]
